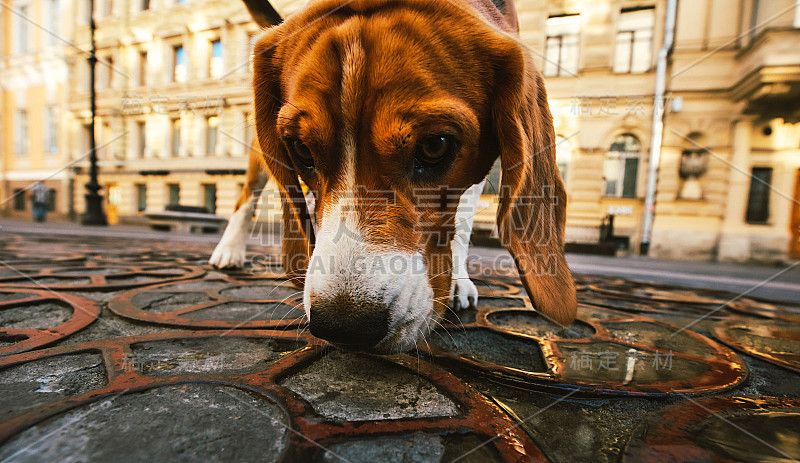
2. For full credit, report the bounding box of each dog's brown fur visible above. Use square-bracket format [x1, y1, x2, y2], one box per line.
[240, 0, 577, 326]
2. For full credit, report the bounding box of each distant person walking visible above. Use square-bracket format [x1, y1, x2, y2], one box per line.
[31, 182, 48, 222]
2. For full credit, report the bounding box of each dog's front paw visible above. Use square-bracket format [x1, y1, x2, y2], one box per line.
[209, 243, 246, 269]
[451, 277, 479, 311]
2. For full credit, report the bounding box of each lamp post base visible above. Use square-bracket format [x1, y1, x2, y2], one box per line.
[81, 191, 107, 226]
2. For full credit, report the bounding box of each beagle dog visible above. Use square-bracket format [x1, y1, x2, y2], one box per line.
[210, 0, 577, 353]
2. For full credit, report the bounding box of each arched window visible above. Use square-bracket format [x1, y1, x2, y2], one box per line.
[603, 133, 640, 198]
[555, 135, 571, 185]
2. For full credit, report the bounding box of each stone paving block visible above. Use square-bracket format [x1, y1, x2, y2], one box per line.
[108, 276, 305, 329]
[0, 262, 204, 291]
[281, 350, 459, 421]
[0, 330, 545, 462]
[486, 310, 596, 339]
[0, 293, 38, 302]
[321, 433, 506, 463]
[714, 320, 800, 373]
[0, 384, 288, 463]
[0, 289, 101, 355]
[131, 337, 305, 376]
[0, 302, 71, 330]
[184, 301, 301, 321]
[0, 352, 107, 420]
[320, 433, 445, 463]
[431, 328, 549, 372]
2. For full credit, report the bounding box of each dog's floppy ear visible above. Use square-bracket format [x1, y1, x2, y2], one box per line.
[252, 28, 315, 288]
[242, 0, 282, 28]
[491, 41, 577, 326]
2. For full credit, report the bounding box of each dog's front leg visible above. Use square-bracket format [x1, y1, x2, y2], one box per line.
[450, 179, 486, 310]
[209, 150, 269, 269]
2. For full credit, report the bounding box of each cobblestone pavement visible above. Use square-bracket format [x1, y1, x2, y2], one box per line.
[0, 232, 798, 462]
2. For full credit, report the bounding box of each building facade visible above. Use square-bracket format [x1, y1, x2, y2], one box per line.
[65, 0, 276, 225]
[2, 0, 799, 263]
[513, 0, 800, 263]
[1, 0, 72, 220]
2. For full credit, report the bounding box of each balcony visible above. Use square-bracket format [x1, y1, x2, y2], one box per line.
[731, 28, 800, 121]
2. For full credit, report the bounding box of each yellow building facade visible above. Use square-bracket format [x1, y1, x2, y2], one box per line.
[512, 0, 800, 263]
[1, 0, 72, 219]
[65, 0, 276, 225]
[2, 0, 799, 263]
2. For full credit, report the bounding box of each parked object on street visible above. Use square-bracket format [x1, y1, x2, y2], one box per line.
[146, 204, 227, 234]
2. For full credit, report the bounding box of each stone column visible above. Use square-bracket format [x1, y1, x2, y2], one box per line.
[718, 118, 753, 261]
[794, 0, 800, 28]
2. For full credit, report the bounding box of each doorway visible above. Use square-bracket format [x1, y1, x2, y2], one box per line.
[106, 183, 121, 225]
[791, 169, 800, 259]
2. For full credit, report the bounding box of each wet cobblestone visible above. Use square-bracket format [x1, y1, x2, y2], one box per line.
[0, 232, 798, 462]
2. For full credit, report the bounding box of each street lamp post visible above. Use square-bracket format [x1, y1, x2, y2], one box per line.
[81, 0, 107, 226]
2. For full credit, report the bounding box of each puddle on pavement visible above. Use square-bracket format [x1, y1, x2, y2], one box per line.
[715, 322, 800, 372]
[487, 310, 595, 339]
[430, 328, 548, 373]
[556, 341, 710, 384]
[603, 321, 716, 359]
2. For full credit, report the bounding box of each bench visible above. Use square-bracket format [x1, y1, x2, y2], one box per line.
[565, 214, 630, 255]
[145, 205, 227, 234]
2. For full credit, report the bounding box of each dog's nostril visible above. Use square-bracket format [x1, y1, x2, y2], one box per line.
[309, 293, 389, 347]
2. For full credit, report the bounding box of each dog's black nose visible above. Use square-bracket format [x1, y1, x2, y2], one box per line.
[309, 293, 389, 348]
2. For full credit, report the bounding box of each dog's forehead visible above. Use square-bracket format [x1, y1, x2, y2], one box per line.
[280, 35, 487, 162]
[281, 9, 493, 110]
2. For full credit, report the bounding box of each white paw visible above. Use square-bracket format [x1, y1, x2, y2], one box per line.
[209, 243, 246, 269]
[450, 277, 479, 311]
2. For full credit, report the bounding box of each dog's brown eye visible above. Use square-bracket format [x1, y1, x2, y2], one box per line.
[416, 135, 455, 166]
[288, 139, 314, 168]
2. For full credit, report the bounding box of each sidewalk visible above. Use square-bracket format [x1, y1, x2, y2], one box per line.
[5, 218, 795, 302]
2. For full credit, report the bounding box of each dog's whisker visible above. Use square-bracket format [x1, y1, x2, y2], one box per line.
[429, 301, 465, 347]
[272, 299, 306, 327]
[432, 313, 478, 353]
[430, 299, 470, 341]
[264, 291, 304, 322]
[293, 321, 311, 346]
[419, 313, 438, 361]
[472, 277, 501, 297]
[258, 279, 303, 301]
